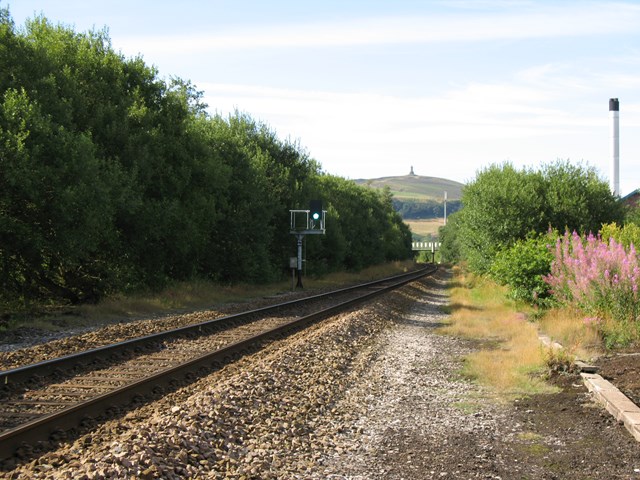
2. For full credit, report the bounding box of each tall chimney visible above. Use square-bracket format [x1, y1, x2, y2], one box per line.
[610, 98, 619, 197]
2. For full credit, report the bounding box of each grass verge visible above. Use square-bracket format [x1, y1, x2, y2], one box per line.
[440, 266, 558, 399]
[2, 260, 417, 333]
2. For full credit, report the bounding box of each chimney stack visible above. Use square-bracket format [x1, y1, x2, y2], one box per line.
[610, 98, 619, 197]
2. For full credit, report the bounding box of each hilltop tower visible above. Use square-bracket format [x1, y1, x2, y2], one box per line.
[409, 166, 415, 176]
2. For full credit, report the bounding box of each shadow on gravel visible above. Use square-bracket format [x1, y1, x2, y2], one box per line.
[417, 291, 449, 303]
[394, 317, 444, 329]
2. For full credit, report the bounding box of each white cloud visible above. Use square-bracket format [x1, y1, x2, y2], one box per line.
[201, 79, 589, 176]
[118, 2, 640, 56]
[198, 70, 640, 192]
[203, 77, 604, 139]
[596, 73, 640, 92]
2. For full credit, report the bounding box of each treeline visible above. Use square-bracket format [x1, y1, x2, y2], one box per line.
[392, 199, 462, 219]
[0, 11, 412, 308]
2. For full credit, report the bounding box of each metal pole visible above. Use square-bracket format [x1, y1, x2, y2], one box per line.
[609, 98, 620, 197]
[296, 234, 304, 288]
[444, 190, 447, 226]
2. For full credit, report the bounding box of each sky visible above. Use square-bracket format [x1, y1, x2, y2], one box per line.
[5, 0, 640, 195]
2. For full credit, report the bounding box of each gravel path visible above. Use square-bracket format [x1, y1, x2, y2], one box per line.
[323, 271, 640, 480]
[320, 270, 506, 479]
[3, 269, 640, 479]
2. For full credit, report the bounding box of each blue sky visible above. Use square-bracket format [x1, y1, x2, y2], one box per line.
[6, 1, 640, 194]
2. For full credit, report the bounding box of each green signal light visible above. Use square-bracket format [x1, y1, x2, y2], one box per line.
[309, 200, 322, 224]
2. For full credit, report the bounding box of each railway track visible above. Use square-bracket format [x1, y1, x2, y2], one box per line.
[0, 265, 436, 460]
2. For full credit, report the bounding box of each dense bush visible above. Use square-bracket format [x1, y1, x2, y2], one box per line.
[489, 233, 556, 305]
[438, 212, 462, 264]
[0, 11, 412, 309]
[600, 222, 640, 250]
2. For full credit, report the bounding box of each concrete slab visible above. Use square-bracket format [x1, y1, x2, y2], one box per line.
[574, 360, 599, 373]
[622, 411, 640, 426]
[623, 412, 640, 442]
[581, 372, 640, 442]
[581, 374, 619, 393]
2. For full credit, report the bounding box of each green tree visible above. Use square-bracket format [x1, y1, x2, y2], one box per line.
[457, 163, 545, 273]
[0, 9, 414, 310]
[542, 161, 624, 234]
[438, 212, 462, 264]
[456, 160, 622, 276]
[310, 176, 412, 272]
[0, 86, 124, 303]
[224, 111, 320, 277]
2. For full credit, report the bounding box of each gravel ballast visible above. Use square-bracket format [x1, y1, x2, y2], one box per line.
[3, 269, 640, 479]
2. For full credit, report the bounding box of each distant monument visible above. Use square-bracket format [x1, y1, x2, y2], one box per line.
[409, 166, 416, 176]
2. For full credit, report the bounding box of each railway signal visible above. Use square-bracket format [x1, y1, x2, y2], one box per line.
[290, 201, 326, 288]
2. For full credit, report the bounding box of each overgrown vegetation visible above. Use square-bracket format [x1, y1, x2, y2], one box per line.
[544, 228, 640, 348]
[440, 159, 640, 351]
[0, 10, 412, 312]
[489, 233, 555, 305]
[441, 267, 558, 398]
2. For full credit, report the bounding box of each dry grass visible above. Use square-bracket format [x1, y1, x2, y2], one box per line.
[537, 307, 603, 361]
[405, 219, 443, 238]
[21, 261, 418, 330]
[441, 267, 556, 399]
[80, 280, 287, 322]
[305, 260, 415, 289]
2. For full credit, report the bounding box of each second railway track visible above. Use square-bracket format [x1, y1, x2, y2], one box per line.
[0, 265, 436, 461]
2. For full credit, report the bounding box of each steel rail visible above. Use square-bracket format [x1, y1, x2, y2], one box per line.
[0, 264, 436, 460]
[1, 265, 434, 386]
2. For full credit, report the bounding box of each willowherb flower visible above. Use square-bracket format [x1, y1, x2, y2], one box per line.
[545, 230, 640, 325]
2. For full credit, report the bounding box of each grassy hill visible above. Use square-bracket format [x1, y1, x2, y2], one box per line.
[354, 174, 463, 201]
[354, 174, 465, 241]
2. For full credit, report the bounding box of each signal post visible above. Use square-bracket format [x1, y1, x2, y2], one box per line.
[290, 200, 326, 288]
